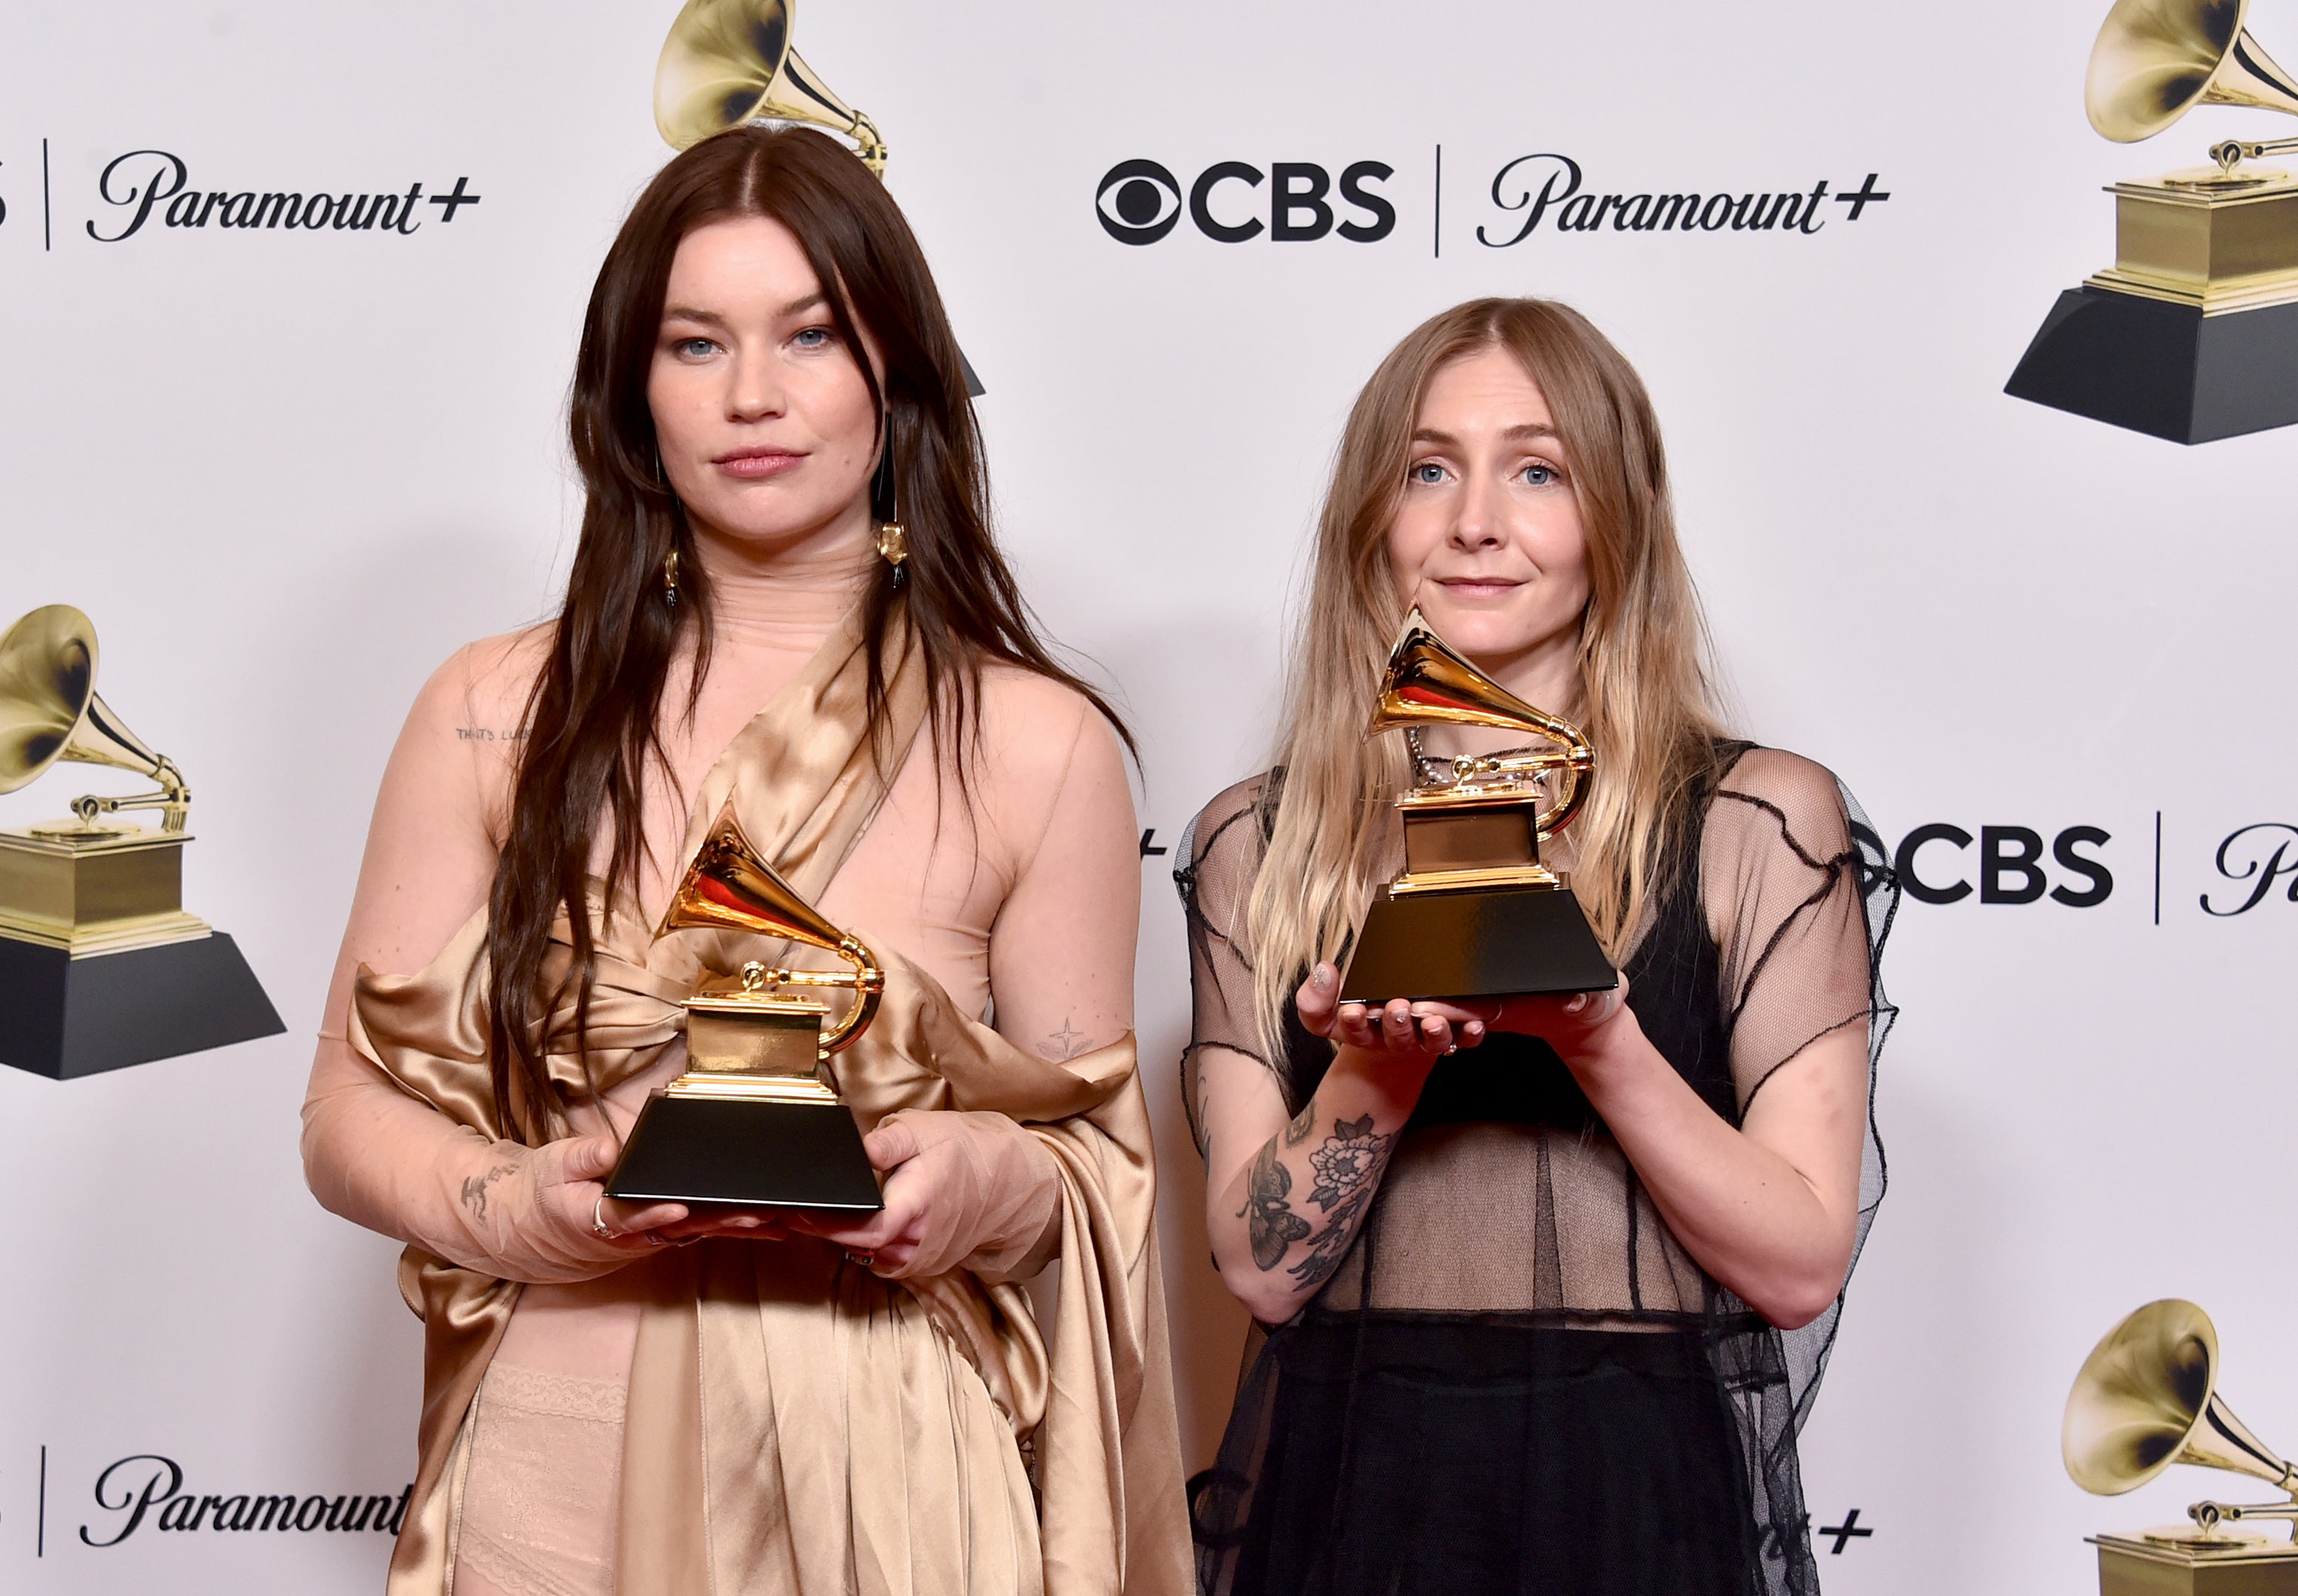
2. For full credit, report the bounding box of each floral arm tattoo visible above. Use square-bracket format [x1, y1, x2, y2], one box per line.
[1236, 1110, 1398, 1290]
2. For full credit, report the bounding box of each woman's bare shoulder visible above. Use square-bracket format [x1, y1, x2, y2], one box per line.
[414, 623, 551, 739]
[969, 665, 1125, 788]
[388, 623, 553, 832]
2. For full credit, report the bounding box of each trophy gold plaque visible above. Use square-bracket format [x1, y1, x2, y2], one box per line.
[2007, 0, 2298, 442]
[1337, 610, 1618, 1006]
[2065, 1299, 2298, 1595]
[0, 605, 281, 1078]
[650, 0, 984, 397]
[604, 800, 885, 1211]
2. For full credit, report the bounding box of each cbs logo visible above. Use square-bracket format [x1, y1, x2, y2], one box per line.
[1890, 823, 2112, 907]
[1095, 159, 1396, 246]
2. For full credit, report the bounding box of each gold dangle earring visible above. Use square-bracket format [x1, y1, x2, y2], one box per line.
[663, 546, 680, 608]
[871, 422, 908, 589]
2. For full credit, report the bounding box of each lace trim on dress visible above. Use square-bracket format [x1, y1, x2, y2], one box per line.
[478, 1365, 630, 1426]
[454, 1362, 628, 1596]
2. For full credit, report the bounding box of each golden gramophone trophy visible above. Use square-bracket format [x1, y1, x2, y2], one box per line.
[0, 604, 281, 1078]
[2007, 0, 2298, 442]
[651, 0, 984, 396]
[1337, 610, 1617, 1006]
[605, 800, 885, 1211]
[2064, 1299, 2298, 1595]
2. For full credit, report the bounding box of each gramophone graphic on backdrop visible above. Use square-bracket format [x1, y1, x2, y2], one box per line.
[0, 605, 281, 1079]
[2064, 1299, 2298, 1595]
[652, 0, 982, 395]
[2007, 0, 2298, 443]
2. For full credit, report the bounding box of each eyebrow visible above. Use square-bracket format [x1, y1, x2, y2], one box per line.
[660, 291, 828, 329]
[1411, 422, 1561, 447]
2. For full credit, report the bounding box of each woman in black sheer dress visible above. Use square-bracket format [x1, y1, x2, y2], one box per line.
[1177, 299, 1895, 1596]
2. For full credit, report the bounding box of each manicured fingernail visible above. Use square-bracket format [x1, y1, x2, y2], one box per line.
[1314, 966, 1335, 989]
[1567, 993, 1587, 1012]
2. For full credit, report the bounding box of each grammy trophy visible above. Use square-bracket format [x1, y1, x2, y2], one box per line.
[2065, 1299, 2298, 1594]
[0, 604, 281, 1078]
[2007, 0, 2298, 442]
[605, 801, 887, 1211]
[1338, 609, 1617, 1007]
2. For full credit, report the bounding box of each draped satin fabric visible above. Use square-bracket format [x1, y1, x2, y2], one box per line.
[347, 600, 1189, 1595]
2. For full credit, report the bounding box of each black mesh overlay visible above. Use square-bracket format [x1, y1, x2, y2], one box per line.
[1175, 744, 1897, 1596]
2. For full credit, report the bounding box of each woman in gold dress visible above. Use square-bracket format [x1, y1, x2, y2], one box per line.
[302, 126, 1189, 1596]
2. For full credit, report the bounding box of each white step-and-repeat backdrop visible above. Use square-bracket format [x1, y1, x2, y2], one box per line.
[4, 1, 2294, 1591]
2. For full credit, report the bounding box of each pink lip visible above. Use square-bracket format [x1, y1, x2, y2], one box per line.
[1436, 577, 1524, 597]
[714, 445, 806, 479]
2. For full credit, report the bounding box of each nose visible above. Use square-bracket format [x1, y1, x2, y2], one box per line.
[726, 345, 785, 423]
[1450, 471, 1506, 551]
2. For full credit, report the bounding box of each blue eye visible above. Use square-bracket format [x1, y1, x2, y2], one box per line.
[793, 326, 833, 350]
[1522, 463, 1557, 486]
[673, 337, 716, 358]
[1410, 461, 1446, 485]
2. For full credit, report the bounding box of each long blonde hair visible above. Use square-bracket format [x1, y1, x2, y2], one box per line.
[1246, 298, 1728, 1057]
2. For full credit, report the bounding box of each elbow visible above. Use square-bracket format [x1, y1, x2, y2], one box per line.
[1745, 1254, 1853, 1332]
[298, 1103, 360, 1223]
[1754, 1287, 1835, 1333]
[1217, 1257, 1302, 1328]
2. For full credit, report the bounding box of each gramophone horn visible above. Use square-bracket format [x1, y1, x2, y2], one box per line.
[659, 802, 884, 1050]
[2086, 0, 2298, 143]
[2064, 1299, 2298, 1498]
[655, 0, 888, 172]
[1368, 609, 1590, 749]
[660, 801, 848, 952]
[1368, 608, 1595, 843]
[0, 604, 189, 832]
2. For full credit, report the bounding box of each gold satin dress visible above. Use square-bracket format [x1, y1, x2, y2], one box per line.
[305, 594, 1190, 1596]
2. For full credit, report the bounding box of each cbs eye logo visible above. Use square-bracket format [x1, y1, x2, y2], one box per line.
[1095, 158, 1396, 246]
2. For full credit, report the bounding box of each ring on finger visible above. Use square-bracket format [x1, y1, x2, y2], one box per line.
[592, 1194, 618, 1241]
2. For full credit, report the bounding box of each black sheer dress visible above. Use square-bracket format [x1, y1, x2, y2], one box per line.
[1176, 745, 1896, 1596]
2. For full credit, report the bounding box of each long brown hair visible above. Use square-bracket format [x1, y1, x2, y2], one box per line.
[1247, 298, 1727, 1055]
[484, 126, 1128, 1142]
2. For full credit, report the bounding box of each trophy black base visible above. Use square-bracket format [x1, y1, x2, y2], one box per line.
[604, 1093, 885, 1212]
[2004, 285, 2298, 444]
[0, 932, 285, 1080]
[1340, 886, 1618, 1005]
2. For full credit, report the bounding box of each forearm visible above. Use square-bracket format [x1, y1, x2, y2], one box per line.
[1567, 1022, 1854, 1328]
[300, 1055, 628, 1285]
[1207, 1047, 1430, 1325]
